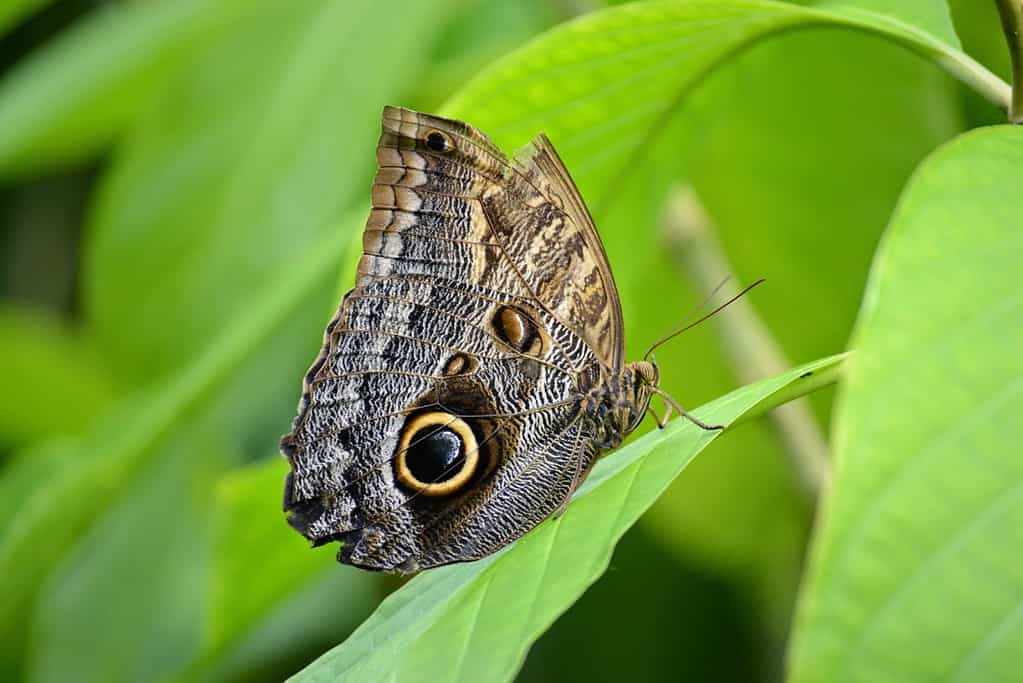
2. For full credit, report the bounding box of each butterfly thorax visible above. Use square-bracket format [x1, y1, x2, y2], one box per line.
[578, 361, 657, 451]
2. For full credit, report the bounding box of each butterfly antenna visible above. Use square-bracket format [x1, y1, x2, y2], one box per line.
[642, 276, 731, 361]
[642, 278, 766, 362]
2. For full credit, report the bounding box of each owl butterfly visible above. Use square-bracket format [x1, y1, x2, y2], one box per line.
[280, 106, 718, 573]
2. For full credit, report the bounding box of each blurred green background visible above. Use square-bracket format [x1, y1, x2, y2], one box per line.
[0, 1, 1012, 681]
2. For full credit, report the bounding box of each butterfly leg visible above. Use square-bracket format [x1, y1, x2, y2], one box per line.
[652, 386, 725, 431]
[646, 403, 670, 429]
[671, 398, 724, 431]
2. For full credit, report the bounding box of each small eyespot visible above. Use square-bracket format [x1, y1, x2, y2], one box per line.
[425, 129, 452, 153]
[395, 412, 478, 496]
[442, 352, 477, 376]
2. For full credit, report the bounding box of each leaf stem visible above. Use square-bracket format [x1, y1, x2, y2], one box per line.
[661, 187, 834, 499]
[996, 0, 1023, 123]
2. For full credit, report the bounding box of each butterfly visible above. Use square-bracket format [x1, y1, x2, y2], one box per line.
[280, 106, 718, 573]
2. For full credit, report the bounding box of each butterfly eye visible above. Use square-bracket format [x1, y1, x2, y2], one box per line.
[395, 412, 479, 496]
[424, 129, 452, 153]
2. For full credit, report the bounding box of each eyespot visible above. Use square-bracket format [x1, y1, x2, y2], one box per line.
[424, 129, 452, 153]
[395, 412, 478, 496]
[442, 352, 477, 376]
[491, 304, 547, 356]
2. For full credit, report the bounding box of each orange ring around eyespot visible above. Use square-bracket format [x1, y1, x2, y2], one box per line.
[395, 412, 478, 496]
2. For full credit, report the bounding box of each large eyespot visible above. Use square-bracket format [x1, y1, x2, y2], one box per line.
[424, 129, 452, 153]
[395, 412, 478, 496]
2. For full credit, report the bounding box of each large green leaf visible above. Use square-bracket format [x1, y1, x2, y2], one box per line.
[291, 355, 846, 682]
[819, 0, 960, 47]
[0, 0, 231, 177]
[789, 127, 1023, 682]
[638, 25, 963, 639]
[444, 0, 1003, 188]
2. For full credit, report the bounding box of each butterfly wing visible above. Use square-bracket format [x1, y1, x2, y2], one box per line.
[364, 107, 625, 368]
[503, 132, 625, 370]
[281, 107, 622, 571]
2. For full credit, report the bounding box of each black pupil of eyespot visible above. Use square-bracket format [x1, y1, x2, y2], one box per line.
[407, 427, 464, 483]
[426, 132, 448, 152]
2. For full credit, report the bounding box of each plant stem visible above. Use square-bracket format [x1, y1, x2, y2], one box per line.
[996, 0, 1023, 123]
[661, 187, 833, 499]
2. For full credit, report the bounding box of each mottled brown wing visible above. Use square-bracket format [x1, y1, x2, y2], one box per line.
[280, 107, 619, 572]
[364, 106, 624, 369]
[504, 133, 625, 370]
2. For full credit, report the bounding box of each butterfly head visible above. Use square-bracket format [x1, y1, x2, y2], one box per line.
[623, 358, 659, 434]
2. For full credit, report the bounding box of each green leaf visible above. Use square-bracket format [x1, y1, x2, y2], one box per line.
[0, 305, 116, 445]
[819, 0, 961, 47]
[444, 0, 1003, 194]
[789, 127, 1023, 682]
[26, 436, 217, 683]
[198, 570, 382, 683]
[291, 355, 846, 683]
[442, 0, 969, 643]
[84, 0, 454, 384]
[207, 458, 337, 650]
[196, 457, 379, 674]
[640, 24, 962, 634]
[0, 0, 229, 177]
[0, 213, 355, 645]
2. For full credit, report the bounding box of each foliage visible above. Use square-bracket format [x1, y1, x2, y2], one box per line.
[0, 1, 1018, 681]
